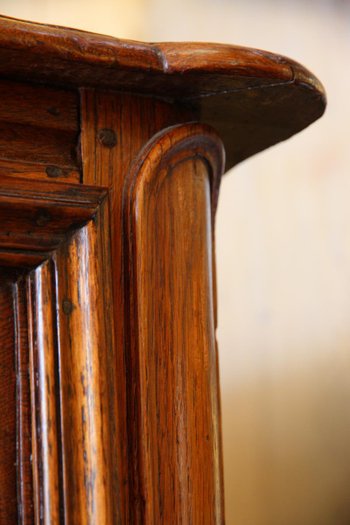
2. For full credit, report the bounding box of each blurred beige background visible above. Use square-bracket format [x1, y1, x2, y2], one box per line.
[1, 1, 349, 523]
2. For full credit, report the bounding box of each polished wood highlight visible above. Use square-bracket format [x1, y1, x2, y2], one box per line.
[124, 123, 224, 523]
[54, 213, 119, 524]
[0, 14, 325, 525]
[0, 15, 325, 170]
[80, 90, 195, 522]
[0, 177, 111, 524]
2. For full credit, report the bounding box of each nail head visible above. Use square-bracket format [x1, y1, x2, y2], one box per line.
[98, 128, 117, 148]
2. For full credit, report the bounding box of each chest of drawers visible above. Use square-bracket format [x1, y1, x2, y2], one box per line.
[0, 15, 325, 524]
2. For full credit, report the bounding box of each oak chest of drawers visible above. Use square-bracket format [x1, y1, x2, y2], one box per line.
[0, 15, 325, 524]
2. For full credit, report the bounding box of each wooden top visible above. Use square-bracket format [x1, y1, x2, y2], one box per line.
[0, 15, 326, 170]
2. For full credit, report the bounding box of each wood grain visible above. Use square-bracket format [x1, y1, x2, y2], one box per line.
[0, 159, 80, 183]
[0, 15, 321, 91]
[0, 272, 34, 525]
[80, 89, 194, 523]
[124, 123, 225, 523]
[0, 274, 17, 525]
[0, 167, 118, 523]
[0, 176, 106, 256]
[0, 14, 326, 170]
[0, 80, 78, 131]
[15, 277, 34, 525]
[0, 79, 80, 175]
[0, 15, 327, 524]
[28, 261, 62, 523]
[0, 121, 78, 168]
[55, 206, 119, 525]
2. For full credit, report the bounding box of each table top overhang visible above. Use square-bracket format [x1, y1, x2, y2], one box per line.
[0, 15, 326, 170]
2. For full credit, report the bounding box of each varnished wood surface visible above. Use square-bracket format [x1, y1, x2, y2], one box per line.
[0, 14, 326, 169]
[124, 123, 224, 523]
[0, 80, 80, 179]
[0, 15, 326, 525]
[0, 275, 17, 524]
[0, 185, 118, 523]
[15, 277, 34, 524]
[0, 15, 321, 90]
[80, 90, 195, 522]
[0, 80, 78, 131]
[54, 212, 119, 525]
[29, 262, 62, 523]
[0, 176, 106, 263]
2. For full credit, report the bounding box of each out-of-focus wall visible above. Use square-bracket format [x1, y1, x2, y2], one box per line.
[1, 1, 349, 523]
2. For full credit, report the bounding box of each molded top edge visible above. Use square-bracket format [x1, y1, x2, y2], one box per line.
[0, 15, 325, 95]
[0, 15, 326, 170]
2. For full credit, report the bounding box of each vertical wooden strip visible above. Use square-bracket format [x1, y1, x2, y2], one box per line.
[55, 205, 119, 525]
[125, 123, 225, 523]
[29, 261, 62, 524]
[0, 274, 17, 524]
[15, 277, 34, 525]
[27, 278, 40, 525]
[80, 89, 195, 522]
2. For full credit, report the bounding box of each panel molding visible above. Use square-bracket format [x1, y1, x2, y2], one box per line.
[1, 122, 225, 523]
[0, 177, 119, 524]
[14, 277, 35, 525]
[0, 176, 106, 266]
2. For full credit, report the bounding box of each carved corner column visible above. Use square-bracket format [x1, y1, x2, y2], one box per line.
[80, 90, 226, 523]
[124, 123, 225, 523]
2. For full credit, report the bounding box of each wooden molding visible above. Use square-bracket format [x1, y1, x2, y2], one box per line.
[0, 15, 326, 170]
[0, 176, 106, 266]
[124, 123, 225, 523]
[0, 17, 326, 523]
[0, 177, 120, 524]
